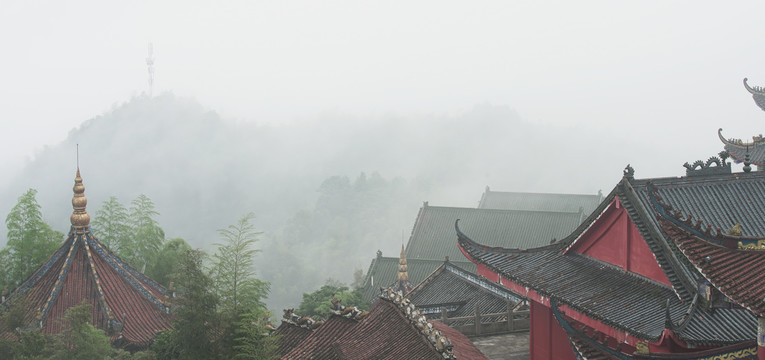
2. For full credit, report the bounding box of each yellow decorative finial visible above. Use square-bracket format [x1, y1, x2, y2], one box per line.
[398, 245, 408, 282]
[70, 168, 90, 227]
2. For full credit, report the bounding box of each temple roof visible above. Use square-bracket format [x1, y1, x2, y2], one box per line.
[272, 321, 312, 357]
[0, 169, 173, 349]
[359, 253, 476, 302]
[717, 78, 765, 166]
[407, 260, 522, 327]
[406, 204, 584, 262]
[717, 128, 765, 167]
[457, 168, 765, 345]
[332, 289, 486, 360]
[280, 288, 487, 359]
[743, 77, 765, 112]
[478, 187, 602, 214]
[555, 298, 758, 360]
[660, 215, 765, 318]
[280, 314, 358, 360]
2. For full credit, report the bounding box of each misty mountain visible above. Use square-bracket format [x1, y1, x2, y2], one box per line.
[1, 93, 654, 309]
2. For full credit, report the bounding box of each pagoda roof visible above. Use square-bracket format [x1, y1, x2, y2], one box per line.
[359, 254, 476, 302]
[457, 168, 765, 346]
[407, 260, 522, 326]
[406, 203, 584, 263]
[0, 169, 173, 349]
[478, 187, 602, 213]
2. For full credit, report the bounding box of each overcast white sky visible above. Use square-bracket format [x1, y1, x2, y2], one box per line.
[2, 1, 764, 180]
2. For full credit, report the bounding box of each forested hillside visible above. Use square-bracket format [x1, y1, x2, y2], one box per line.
[0, 93, 641, 309]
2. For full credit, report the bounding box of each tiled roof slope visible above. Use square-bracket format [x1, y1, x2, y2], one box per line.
[406, 204, 583, 262]
[556, 298, 758, 360]
[458, 231, 685, 342]
[273, 322, 312, 357]
[0, 170, 173, 349]
[661, 216, 765, 317]
[281, 315, 357, 360]
[478, 187, 601, 214]
[333, 290, 487, 360]
[457, 168, 765, 345]
[359, 254, 476, 302]
[407, 261, 522, 326]
[431, 320, 488, 360]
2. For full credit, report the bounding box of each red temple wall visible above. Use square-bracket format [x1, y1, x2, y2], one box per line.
[568, 198, 671, 286]
[530, 300, 576, 360]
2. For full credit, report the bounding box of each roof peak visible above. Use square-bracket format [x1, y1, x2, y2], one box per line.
[70, 167, 90, 228]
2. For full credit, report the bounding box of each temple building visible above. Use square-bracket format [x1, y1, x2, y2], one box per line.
[0, 169, 174, 350]
[406, 259, 528, 336]
[360, 200, 589, 302]
[458, 162, 762, 359]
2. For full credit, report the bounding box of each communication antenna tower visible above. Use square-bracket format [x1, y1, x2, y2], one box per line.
[146, 43, 155, 97]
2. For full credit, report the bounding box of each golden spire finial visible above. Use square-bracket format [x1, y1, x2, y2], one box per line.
[398, 244, 408, 282]
[70, 167, 90, 228]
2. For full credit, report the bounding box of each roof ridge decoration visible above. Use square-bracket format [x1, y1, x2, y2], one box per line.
[623, 164, 635, 181]
[329, 297, 370, 320]
[395, 245, 413, 294]
[280, 308, 325, 330]
[682, 152, 731, 176]
[379, 287, 456, 359]
[743, 77, 765, 111]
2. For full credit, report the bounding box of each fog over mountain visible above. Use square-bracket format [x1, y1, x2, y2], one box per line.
[0, 93, 727, 308]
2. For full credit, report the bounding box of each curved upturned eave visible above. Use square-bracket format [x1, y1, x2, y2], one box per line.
[454, 219, 567, 254]
[743, 78, 765, 96]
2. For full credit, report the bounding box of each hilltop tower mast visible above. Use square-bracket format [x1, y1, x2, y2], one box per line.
[146, 43, 155, 97]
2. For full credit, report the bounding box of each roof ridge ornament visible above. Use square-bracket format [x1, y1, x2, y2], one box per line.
[379, 287, 456, 359]
[682, 153, 731, 176]
[70, 168, 90, 228]
[623, 164, 634, 181]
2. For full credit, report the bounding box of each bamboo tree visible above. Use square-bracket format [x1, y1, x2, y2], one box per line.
[4, 189, 63, 287]
[92, 196, 130, 252]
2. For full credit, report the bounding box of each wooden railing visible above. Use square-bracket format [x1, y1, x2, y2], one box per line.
[439, 301, 530, 337]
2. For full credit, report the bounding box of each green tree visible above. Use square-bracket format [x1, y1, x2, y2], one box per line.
[128, 194, 165, 272]
[297, 280, 370, 318]
[213, 213, 269, 317]
[146, 237, 191, 288]
[167, 249, 220, 360]
[3, 189, 63, 288]
[233, 307, 278, 360]
[92, 196, 130, 252]
[51, 302, 113, 360]
[211, 213, 273, 359]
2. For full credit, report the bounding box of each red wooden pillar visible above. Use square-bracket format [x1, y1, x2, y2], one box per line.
[759, 317, 765, 360]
